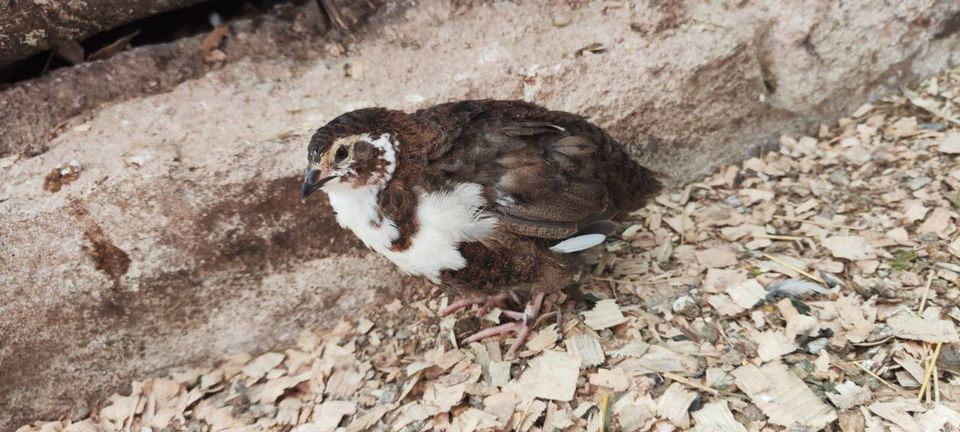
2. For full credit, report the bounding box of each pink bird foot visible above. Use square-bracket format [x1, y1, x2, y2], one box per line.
[444, 292, 545, 357]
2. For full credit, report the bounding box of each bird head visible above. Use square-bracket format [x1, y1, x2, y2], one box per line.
[301, 129, 398, 199]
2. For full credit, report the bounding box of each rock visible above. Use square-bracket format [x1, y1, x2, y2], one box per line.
[672, 295, 700, 319]
[1, 1, 959, 429]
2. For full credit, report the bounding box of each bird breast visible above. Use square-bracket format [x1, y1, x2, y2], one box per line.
[325, 182, 497, 282]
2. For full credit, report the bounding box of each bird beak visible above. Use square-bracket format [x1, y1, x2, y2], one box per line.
[301, 168, 334, 200]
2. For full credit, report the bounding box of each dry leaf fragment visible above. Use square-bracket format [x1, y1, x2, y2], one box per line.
[202, 25, 229, 59]
[583, 299, 627, 330]
[88, 31, 139, 61]
[732, 361, 837, 429]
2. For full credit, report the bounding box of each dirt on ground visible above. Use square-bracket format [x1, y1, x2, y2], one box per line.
[14, 66, 960, 432]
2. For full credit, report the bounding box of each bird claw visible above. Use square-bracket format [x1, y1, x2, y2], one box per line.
[448, 293, 546, 357]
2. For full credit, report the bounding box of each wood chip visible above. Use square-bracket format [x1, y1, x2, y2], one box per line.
[614, 393, 657, 432]
[695, 246, 738, 268]
[732, 361, 837, 429]
[826, 380, 873, 410]
[564, 331, 605, 367]
[939, 132, 960, 154]
[750, 329, 797, 362]
[725, 279, 767, 309]
[868, 398, 923, 432]
[703, 268, 747, 293]
[822, 235, 874, 260]
[918, 207, 952, 235]
[512, 350, 579, 401]
[241, 352, 285, 381]
[582, 299, 627, 330]
[656, 382, 697, 428]
[887, 314, 960, 343]
[588, 368, 630, 391]
[692, 400, 747, 432]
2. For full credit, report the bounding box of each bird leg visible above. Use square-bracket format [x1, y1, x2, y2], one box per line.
[449, 292, 546, 357]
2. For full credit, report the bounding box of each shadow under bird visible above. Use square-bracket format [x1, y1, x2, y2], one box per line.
[301, 100, 661, 355]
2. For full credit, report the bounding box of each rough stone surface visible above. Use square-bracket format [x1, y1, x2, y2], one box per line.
[0, 0, 202, 67]
[1, 0, 959, 429]
[0, 0, 390, 157]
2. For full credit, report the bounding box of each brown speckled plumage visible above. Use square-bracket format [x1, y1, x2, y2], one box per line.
[304, 99, 661, 296]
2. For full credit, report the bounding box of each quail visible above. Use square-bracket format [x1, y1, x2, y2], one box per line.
[302, 100, 661, 355]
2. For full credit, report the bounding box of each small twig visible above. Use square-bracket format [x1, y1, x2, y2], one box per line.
[762, 252, 826, 284]
[661, 372, 720, 396]
[599, 393, 610, 432]
[851, 361, 900, 392]
[935, 364, 941, 404]
[917, 342, 944, 401]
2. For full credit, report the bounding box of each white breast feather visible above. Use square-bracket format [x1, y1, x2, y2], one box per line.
[327, 182, 496, 283]
[326, 184, 399, 249]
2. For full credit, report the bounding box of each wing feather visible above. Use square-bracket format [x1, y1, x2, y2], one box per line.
[427, 112, 613, 240]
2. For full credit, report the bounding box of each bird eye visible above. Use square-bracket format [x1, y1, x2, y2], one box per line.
[334, 146, 348, 163]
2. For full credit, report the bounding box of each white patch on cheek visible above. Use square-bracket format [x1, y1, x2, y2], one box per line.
[367, 132, 397, 184]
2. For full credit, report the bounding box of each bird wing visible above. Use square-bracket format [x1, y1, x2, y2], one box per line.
[422, 102, 616, 240]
